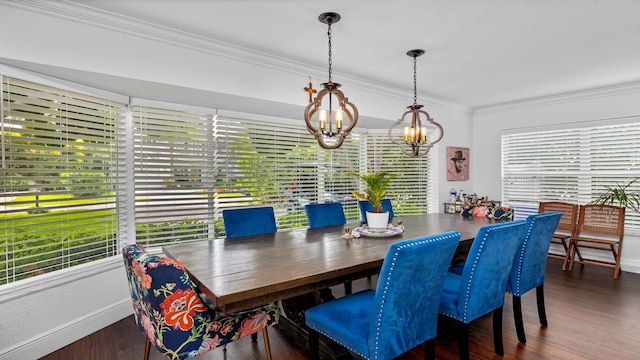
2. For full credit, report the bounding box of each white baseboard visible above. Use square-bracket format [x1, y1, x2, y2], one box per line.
[0, 299, 133, 360]
[621, 259, 640, 275]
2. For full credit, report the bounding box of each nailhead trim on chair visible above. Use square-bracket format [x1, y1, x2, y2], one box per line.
[440, 222, 515, 323]
[371, 232, 459, 360]
[508, 217, 536, 295]
[311, 328, 367, 359]
[309, 232, 459, 360]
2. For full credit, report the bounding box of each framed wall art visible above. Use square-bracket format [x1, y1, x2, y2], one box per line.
[447, 146, 469, 181]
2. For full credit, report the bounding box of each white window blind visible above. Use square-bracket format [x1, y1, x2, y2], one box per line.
[132, 105, 216, 246]
[214, 116, 362, 231]
[1, 76, 126, 285]
[1, 74, 439, 285]
[502, 120, 640, 231]
[364, 133, 432, 215]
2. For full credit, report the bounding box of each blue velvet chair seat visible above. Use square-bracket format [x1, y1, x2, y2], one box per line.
[305, 290, 375, 357]
[439, 273, 462, 316]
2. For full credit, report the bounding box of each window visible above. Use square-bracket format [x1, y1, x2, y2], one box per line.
[1, 76, 127, 285]
[1, 73, 439, 285]
[502, 119, 640, 231]
[130, 105, 439, 246]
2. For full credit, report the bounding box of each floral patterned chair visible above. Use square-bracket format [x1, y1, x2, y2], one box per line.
[122, 244, 280, 360]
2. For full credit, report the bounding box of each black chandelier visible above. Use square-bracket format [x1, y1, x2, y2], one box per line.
[304, 12, 358, 149]
[388, 49, 443, 156]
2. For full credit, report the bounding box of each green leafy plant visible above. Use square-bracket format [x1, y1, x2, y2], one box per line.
[590, 177, 640, 213]
[348, 171, 401, 213]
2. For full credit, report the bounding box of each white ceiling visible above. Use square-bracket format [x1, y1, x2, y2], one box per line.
[63, 0, 640, 109]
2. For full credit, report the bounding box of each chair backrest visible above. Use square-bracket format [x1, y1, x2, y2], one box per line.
[305, 202, 346, 228]
[538, 201, 578, 235]
[576, 204, 625, 239]
[359, 199, 394, 224]
[454, 220, 526, 322]
[369, 231, 460, 359]
[222, 206, 277, 238]
[122, 244, 211, 358]
[508, 212, 562, 296]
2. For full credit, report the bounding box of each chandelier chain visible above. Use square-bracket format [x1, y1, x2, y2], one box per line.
[413, 55, 418, 105]
[327, 22, 333, 82]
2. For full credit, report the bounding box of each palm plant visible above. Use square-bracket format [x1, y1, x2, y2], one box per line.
[348, 171, 400, 213]
[590, 177, 640, 213]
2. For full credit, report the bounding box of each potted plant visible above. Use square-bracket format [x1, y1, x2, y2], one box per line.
[590, 177, 640, 213]
[348, 171, 401, 229]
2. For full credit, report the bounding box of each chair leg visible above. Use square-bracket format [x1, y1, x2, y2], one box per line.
[424, 338, 436, 360]
[309, 328, 320, 360]
[493, 306, 504, 356]
[262, 328, 273, 360]
[458, 322, 470, 360]
[567, 240, 577, 271]
[512, 295, 526, 344]
[344, 281, 352, 295]
[144, 337, 151, 360]
[574, 243, 583, 262]
[563, 239, 574, 270]
[560, 238, 582, 263]
[612, 243, 621, 280]
[536, 284, 548, 327]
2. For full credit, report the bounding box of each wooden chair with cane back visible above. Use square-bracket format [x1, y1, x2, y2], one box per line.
[567, 204, 625, 279]
[537, 201, 580, 267]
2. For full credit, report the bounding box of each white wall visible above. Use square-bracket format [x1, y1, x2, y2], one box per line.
[471, 83, 640, 274]
[0, 258, 132, 360]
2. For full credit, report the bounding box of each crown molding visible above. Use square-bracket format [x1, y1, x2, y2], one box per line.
[6, 0, 471, 115]
[474, 81, 640, 116]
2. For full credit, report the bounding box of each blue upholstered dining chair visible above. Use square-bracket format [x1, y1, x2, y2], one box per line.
[122, 244, 280, 360]
[439, 220, 526, 360]
[358, 199, 394, 224]
[507, 211, 562, 344]
[305, 201, 356, 295]
[305, 231, 461, 360]
[305, 202, 346, 228]
[222, 206, 277, 238]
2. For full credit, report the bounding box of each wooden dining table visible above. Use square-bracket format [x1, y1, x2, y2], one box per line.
[162, 213, 495, 314]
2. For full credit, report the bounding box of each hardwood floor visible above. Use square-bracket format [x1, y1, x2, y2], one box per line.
[41, 259, 640, 360]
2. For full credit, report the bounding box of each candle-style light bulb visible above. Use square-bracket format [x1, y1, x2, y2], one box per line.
[421, 126, 427, 142]
[335, 110, 343, 130]
[403, 126, 410, 142]
[319, 109, 327, 131]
